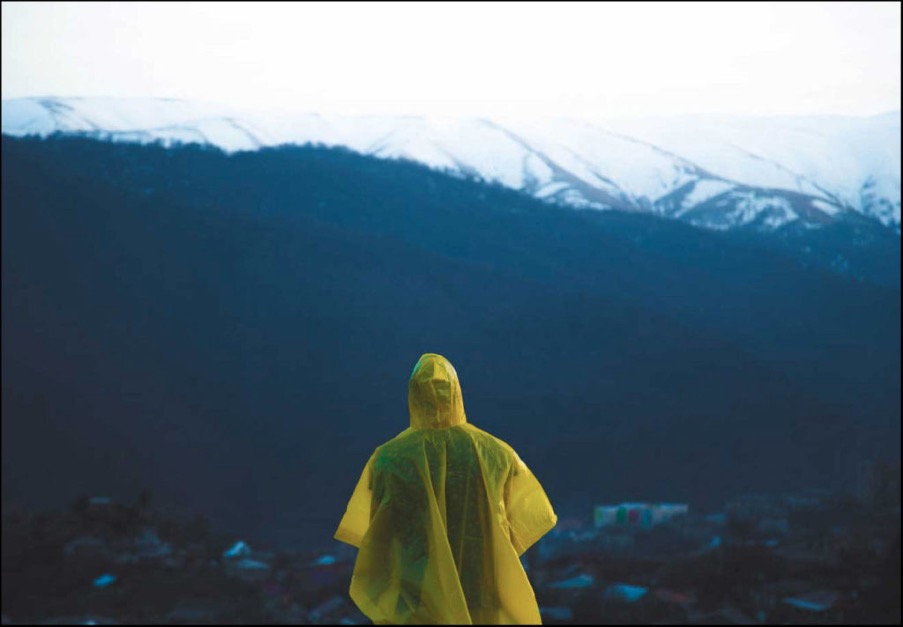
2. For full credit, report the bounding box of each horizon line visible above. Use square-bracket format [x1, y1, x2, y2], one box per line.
[2, 94, 900, 122]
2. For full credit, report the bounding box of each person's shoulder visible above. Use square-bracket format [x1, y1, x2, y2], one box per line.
[460, 424, 518, 463]
[373, 428, 422, 463]
[375, 427, 416, 448]
[462, 423, 511, 448]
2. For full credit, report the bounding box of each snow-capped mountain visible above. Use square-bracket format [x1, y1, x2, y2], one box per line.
[2, 97, 899, 233]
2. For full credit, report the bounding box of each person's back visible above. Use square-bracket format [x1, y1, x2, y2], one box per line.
[335, 353, 557, 625]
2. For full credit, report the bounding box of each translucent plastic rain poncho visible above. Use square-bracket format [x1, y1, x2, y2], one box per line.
[335, 353, 557, 625]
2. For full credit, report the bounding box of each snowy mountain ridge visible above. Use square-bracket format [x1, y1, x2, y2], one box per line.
[2, 97, 899, 233]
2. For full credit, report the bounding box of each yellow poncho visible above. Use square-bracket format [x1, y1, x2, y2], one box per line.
[335, 353, 557, 624]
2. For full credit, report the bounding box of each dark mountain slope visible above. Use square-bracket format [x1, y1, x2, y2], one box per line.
[2, 136, 898, 549]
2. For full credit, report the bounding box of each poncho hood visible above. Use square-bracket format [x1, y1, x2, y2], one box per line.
[408, 353, 467, 429]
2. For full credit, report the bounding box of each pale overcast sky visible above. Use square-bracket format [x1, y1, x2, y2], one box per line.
[2, 1, 900, 121]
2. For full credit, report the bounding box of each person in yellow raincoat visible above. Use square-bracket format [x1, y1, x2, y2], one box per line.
[335, 353, 557, 624]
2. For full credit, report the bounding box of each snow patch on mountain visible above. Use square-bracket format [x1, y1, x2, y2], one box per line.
[811, 199, 842, 217]
[681, 179, 735, 210]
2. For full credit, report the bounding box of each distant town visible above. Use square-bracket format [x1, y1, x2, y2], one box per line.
[2, 460, 899, 625]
